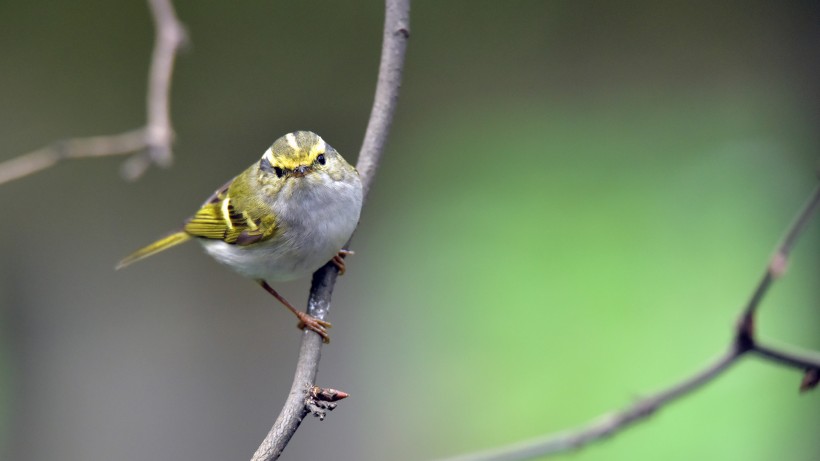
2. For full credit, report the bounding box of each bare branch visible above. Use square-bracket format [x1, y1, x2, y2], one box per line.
[0, 130, 147, 184]
[741, 183, 820, 321]
[753, 342, 820, 371]
[0, 0, 186, 186]
[435, 183, 820, 461]
[800, 369, 820, 393]
[122, 0, 187, 180]
[438, 350, 741, 461]
[356, 0, 412, 198]
[249, 1, 410, 460]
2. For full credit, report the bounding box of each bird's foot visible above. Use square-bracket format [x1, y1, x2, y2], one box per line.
[297, 311, 332, 343]
[259, 279, 333, 343]
[332, 249, 355, 275]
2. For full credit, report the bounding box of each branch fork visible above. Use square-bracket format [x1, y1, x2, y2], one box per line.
[0, 0, 186, 185]
[435, 184, 820, 461]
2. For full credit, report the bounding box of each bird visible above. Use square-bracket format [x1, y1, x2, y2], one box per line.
[117, 131, 363, 342]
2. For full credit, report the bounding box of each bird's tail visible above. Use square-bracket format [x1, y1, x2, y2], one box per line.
[116, 231, 192, 270]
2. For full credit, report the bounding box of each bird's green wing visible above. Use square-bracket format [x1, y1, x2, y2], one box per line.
[184, 177, 277, 246]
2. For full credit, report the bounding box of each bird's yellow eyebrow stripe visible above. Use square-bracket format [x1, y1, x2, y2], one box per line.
[263, 133, 327, 170]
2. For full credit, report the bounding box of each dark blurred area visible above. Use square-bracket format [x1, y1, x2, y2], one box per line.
[0, 1, 818, 460]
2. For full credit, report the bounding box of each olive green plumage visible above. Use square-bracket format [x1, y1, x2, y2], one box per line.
[117, 131, 363, 280]
[117, 131, 363, 342]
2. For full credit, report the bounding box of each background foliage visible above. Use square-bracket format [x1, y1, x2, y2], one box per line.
[0, 1, 817, 460]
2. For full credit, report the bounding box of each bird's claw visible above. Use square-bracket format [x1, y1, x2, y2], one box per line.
[297, 313, 332, 343]
[332, 249, 354, 275]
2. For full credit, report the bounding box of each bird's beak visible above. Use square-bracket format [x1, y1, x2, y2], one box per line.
[291, 165, 312, 178]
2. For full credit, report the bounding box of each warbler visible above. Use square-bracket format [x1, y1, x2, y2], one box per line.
[118, 131, 363, 342]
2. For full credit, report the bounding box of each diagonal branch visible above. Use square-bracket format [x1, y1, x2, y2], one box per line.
[753, 341, 820, 371]
[439, 349, 741, 461]
[436, 183, 820, 461]
[0, 0, 187, 186]
[249, 1, 411, 460]
[740, 183, 820, 321]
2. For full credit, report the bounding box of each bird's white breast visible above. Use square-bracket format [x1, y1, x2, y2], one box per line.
[200, 173, 362, 282]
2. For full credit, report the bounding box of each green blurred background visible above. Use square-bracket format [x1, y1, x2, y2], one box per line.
[0, 1, 818, 460]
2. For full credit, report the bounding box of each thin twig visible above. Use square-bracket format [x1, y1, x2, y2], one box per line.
[435, 183, 820, 461]
[438, 349, 741, 461]
[0, 0, 186, 186]
[121, 0, 187, 180]
[249, 1, 410, 460]
[0, 130, 147, 184]
[753, 342, 820, 370]
[741, 183, 820, 321]
[355, 0, 412, 199]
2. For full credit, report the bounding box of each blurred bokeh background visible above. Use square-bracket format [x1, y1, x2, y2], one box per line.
[0, 1, 818, 460]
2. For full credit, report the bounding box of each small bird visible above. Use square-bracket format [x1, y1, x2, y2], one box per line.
[118, 131, 363, 342]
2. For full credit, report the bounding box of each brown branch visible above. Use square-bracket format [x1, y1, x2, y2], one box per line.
[740, 183, 820, 321]
[436, 183, 820, 461]
[439, 349, 742, 461]
[249, 1, 411, 460]
[753, 341, 820, 371]
[0, 0, 186, 186]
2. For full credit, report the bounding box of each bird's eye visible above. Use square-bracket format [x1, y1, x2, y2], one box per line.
[273, 166, 284, 178]
[316, 154, 326, 165]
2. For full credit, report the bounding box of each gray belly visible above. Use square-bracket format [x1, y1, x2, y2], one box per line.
[199, 177, 362, 282]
